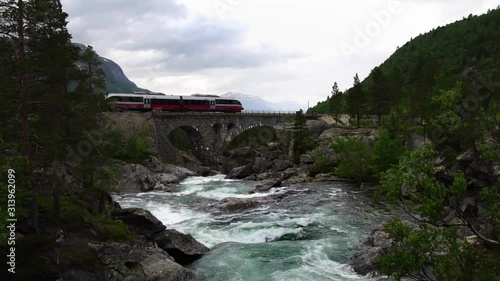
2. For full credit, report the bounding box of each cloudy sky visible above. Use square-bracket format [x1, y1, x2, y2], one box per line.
[61, 0, 498, 108]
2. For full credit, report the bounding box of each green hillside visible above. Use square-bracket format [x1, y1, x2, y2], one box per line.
[310, 7, 500, 118]
[375, 7, 500, 94]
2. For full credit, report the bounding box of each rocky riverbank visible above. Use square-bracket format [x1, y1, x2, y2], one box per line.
[56, 205, 210, 281]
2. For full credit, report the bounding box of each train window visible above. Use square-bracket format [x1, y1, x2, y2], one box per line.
[153, 99, 177, 105]
[119, 96, 143, 102]
[216, 99, 238, 105]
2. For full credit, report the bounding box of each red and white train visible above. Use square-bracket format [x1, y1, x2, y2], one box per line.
[106, 92, 244, 113]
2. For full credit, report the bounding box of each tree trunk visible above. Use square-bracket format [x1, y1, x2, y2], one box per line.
[17, 0, 38, 231]
[17, 0, 29, 160]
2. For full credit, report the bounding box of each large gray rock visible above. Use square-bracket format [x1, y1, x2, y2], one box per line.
[253, 157, 274, 173]
[250, 177, 283, 193]
[299, 154, 315, 165]
[349, 227, 393, 275]
[213, 197, 261, 213]
[113, 208, 165, 236]
[116, 163, 180, 192]
[226, 164, 254, 179]
[222, 147, 260, 173]
[466, 161, 497, 187]
[144, 156, 197, 179]
[93, 242, 196, 281]
[272, 159, 293, 172]
[314, 173, 348, 182]
[154, 229, 210, 265]
[319, 128, 379, 147]
[306, 120, 329, 138]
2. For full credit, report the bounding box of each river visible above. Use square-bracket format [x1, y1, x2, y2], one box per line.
[114, 175, 398, 281]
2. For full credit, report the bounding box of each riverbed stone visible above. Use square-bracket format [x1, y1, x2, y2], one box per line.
[154, 229, 210, 265]
[299, 154, 315, 165]
[272, 159, 293, 172]
[214, 197, 261, 213]
[226, 163, 255, 179]
[93, 242, 195, 281]
[116, 163, 180, 192]
[250, 177, 283, 193]
[349, 227, 394, 275]
[113, 208, 166, 236]
[253, 157, 274, 173]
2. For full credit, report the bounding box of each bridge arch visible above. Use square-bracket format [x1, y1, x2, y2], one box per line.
[167, 125, 205, 161]
[152, 113, 287, 165]
[224, 125, 278, 152]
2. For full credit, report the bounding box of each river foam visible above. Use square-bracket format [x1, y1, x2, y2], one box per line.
[115, 176, 397, 281]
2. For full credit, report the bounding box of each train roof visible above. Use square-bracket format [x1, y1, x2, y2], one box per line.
[192, 94, 220, 97]
[106, 93, 241, 101]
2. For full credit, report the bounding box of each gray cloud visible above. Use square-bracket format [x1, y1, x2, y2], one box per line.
[62, 0, 292, 74]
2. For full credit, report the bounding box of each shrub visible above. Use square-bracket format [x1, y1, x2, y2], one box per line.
[371, 129, 406, 179]
[103, 128, 151, 161]
[331, 137, 373, 184]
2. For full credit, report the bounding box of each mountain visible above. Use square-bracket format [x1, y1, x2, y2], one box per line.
[369, 8, 500, 92]
[310, 7, 500, 114]
[221, 92, 303, 111]
[74, 43, 145, 93]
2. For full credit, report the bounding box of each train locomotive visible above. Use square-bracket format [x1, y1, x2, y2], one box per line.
[106, 92, 244, 113]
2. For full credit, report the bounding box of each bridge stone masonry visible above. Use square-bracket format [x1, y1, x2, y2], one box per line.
[105, 111, 320, 167]
[153, 112, 294, 165]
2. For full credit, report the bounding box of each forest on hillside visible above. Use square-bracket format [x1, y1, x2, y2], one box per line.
[310, 7, 500, 124]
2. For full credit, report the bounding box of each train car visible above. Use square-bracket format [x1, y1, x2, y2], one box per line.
[106, 93, 244, 113]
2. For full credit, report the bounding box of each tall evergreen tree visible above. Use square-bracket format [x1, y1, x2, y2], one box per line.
[0, 0, 38, 229]
[367, 67, 390, 124]
[292, 109, 314, 162]
[1, 0, 107, 220]
[346, 73, 365, 128]
[78, 45, 106, 94]
[329, 82, 344, 123]
[410, 55, 441, 120]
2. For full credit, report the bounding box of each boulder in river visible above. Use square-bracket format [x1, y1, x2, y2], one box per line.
[116, 162, 177, 192]
[113, 208, 166, 236]
[272, 159, 293, 172]
[91, 242, 196, 281]
[349, 227, 393, 275]
[154, 229, 210, 265]
[213, 197, 261, 213]
[250, 177, 283, 193]
[226, 163, 255, 179]
[253, 157, 274, 173]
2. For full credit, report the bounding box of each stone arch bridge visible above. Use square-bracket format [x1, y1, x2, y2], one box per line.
[152, 112, 309, 165]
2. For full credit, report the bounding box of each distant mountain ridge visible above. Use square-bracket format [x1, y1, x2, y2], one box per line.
[74, 43, 145, 93]
[221, 92, 303, 111]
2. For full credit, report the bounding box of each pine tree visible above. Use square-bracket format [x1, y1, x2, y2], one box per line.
[367, 67, 390, 124]
[329, 82, 344, 123]
[0, 0, 39, 229]
[1, 0, 107, 220]
[292, 109, 313, 162]
[346, 73, 365, 128]
[78, 45, 106, 94]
